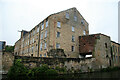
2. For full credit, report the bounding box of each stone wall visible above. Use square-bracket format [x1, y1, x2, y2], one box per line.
[0, 52, 2, 75]
[15, 56, 102, 73]
[79, 34, 112, 68]
[111, 41, 120, 67]
[94, 34, 111, 68]
[2, 52, 14, 74]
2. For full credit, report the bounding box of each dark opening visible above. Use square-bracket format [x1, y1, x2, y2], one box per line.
[79, 52, 92, 58]
[83, 43, 85, 46]
[106, 55, 108, 58]
[71, 46, 74, 52]
[105, 43, 107, 48]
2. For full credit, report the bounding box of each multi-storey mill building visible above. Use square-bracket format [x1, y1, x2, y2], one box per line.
[14, 7, 89, 58]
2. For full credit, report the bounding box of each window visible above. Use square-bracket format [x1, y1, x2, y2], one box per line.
[66, 12, 69, 19]
[72, 26, 74, 32]
[72, 36, 75, 42]
[81, 20, 84, 24]
[40, 54, 42, 57]
[83, 30, 86, 35]
[33, 30, 35, 36]
[37, 27, 39, 33]
[26, 41, 27, 46]
[56, 43, 60, 48]
[22, 38, 24, 42]
[57, 32, 60, 38]
[74, 16, 77, 21]
[71, 46, 75, 52]
[40, 43, 42, 51]
[105, 43, 107, 48]
[33, 38, 34, 43]
[32, 46, 33, 53]
[28, 40, 29, 45]
[36, 44, 38, 50]
[45, 30, 47, 38]
[46, 20, 48, 27]
[57, 21, 61, 28]
[44, 53, 46, 57]
[41, 32, 43, 39]
[41, 22, 44, 30]
[44, 42, 47, 49]
[31, 54, 33, 57]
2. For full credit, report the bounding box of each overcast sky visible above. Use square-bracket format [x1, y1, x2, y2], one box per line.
[0, 0, 119, 45]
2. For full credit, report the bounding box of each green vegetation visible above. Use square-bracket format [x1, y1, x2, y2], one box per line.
[55, 66, 66, 74]
[7, 59, 68, 80]
[5, 45, 14, 52]
[100, 67, 120, 72]
[7, 59, 28, 80]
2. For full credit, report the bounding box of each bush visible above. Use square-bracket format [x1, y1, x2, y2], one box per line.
[55, 66, 66, 73]
[101, 67, 120, 72]
[7, 61, 59, 79]
[5, 45, 14, 53]
[45, 69, 58, 75]
[7, 59, 28, 80]
[32, 64, 49, 79]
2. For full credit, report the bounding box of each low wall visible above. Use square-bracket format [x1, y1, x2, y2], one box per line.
[2, 52, 14, 74]
[15, 56, 101, 73]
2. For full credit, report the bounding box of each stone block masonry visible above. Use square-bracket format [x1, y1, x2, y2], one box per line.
[2, 52, 14, 74]
[15, 56, 103, 73]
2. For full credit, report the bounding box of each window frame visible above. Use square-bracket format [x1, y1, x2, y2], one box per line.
[41, 32, 43, 39]
[44, 53, 46, 57]
[72, 26, 75, 32]
[57, 32, 60, 38]
[33, 38, 34, 43]
[56, 43, 60, 49]
[83, 30, 86, 35]
[41, 22, 44, 30]
[33, 30, 35, 36]
[37, 27, 39, 33]
[40, 43, 42, 51]
[71, 46, 75, 52]
[57, 21, 61, 28]
[32, 46, 34, 53]
[74, 16, 77, 21]
[81, 19, 84, 24]
[45, 30, 47, 38]
[40, 54, 42, 57]
[72, 35, 75, 42]
[46, 20, 48, 28]
[66, 12, 69, 19]
[44, 42, 47, 49]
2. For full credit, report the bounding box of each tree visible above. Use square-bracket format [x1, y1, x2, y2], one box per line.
[5, 45, 14, 52]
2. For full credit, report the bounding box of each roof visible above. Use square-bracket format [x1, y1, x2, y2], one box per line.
[111, 41, 120, 45]
[79, 33, 110, 38]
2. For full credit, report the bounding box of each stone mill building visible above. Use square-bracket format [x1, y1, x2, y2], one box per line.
[14, 7, 89, 58]
[14, 7, 120, 68]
